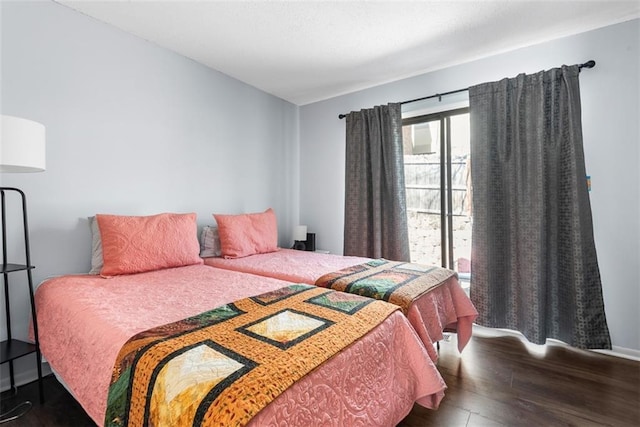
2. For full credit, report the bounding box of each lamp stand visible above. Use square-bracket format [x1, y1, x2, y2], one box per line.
[0, 187, 44, 422]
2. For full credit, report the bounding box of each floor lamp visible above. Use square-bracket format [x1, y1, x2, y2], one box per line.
[0, 115, 46, 423]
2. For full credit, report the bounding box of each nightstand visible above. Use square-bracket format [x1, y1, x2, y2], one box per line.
[1, 188, 44, 412]
[314, 249, 330, 254]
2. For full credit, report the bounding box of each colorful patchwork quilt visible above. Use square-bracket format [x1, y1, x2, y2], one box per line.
[315, 259, 457, 314]
[105, 284, 398, 427]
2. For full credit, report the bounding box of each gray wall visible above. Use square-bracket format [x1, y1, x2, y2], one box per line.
[300, 19, 640, 354]
[1, 1, 299, 386]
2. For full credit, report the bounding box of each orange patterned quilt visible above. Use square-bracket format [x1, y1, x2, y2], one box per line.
[105, 284, 398, 427]
[315, 259, 457, 314]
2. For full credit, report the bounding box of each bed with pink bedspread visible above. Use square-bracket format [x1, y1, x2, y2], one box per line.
[35, 264, 446, 426]
[204, 249, 478, 361]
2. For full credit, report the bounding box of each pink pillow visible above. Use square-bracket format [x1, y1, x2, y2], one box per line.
[213, 208, 278, 259]
[96, 213, 203, 277]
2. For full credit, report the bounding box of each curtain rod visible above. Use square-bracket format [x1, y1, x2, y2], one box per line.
[337, 60, 596, 119]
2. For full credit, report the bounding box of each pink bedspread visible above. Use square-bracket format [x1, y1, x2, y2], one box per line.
[204, 249, 370, 284]
[204, 250, 478, 361]
[35, 264, 445, 426]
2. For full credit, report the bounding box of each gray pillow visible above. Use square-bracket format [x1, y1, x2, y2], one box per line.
[88, 216, 103, 274]
[200, 225, 221, 258]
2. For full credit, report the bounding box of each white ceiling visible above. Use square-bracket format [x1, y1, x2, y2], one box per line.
[56, 0, 640, 106]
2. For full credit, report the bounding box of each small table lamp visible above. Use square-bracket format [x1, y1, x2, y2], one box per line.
[1, 114, 46, 421]
[292, 225, 307, 250]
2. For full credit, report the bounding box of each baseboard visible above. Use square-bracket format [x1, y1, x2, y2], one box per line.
[472, 324, 640, 362]
[593, 346, 640, 362]
[0, 363, 52, 393]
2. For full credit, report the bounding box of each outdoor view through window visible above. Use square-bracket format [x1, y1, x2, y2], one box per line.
[402, 109, 471, 291]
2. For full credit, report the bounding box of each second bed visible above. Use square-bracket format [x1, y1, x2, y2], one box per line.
[203, 248, 478, 362]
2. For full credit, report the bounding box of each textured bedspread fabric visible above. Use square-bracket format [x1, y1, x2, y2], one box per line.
[203, 248, 370, 284]
[106, 285, 398, 427]
[315, 259, 477, 362]
[35, 265, 446, 426]
[315, 259, 457, 315]
[203, 250, 478, 361]
[406, 276, 477, 361]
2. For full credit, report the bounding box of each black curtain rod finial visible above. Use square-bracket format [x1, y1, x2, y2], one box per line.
[580, 60, 596, 70]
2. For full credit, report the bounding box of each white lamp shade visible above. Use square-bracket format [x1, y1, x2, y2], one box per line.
[293, 225, 307, 241]
[1, 115, 46, 172]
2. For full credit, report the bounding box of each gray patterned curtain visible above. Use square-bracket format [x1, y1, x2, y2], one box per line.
[469, 65, 611, 349]
[343, 103, 410, 261]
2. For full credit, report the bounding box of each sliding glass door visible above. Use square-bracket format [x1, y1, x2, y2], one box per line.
[402, 108, 471, 289]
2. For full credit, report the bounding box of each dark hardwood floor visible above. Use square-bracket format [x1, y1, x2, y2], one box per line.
[401, 330, 640, 426]
[2, 330, 639, 426]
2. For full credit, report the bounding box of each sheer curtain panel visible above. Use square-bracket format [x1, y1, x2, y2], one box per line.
[469, 65, 611, 349]
[343, 103, 410, 261]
